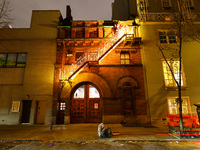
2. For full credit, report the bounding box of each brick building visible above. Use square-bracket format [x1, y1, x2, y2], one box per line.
[54, 0, 200, 125]
[54, 6, 149, 124]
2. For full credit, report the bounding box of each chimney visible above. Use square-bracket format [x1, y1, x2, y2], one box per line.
[66, 5, 71, 18]
[62, 5, 72, 26]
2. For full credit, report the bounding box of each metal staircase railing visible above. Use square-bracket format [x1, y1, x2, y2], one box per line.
[59, 26, 131, 81]
[177, 0, 192, 21]
[137, 0, 149, 21]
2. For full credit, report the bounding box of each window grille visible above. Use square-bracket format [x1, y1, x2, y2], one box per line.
[168, 97, 190, 115]
[162, 60, 186, 88]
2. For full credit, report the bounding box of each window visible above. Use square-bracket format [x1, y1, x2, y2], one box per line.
[0, 53, 6, 67]
[162, 60, 186, 88]
[89, 31, 98, 38]
[168, 97, 190, 115]
[120, 51, 130, 64]
[162, 0, 171, 10]
[76, 29, 85, 38]
[88, 52, 98, 61]
[76, 52, 84, 61]
[60, 102, 65, 110]
[0, 53, 27, 68]
[183, 0, 194, 10]
[89, 28, 98, 38]
[74, 85, 85, 98]
[17, 53, 27, 67]
[6, 53, 17, 67]
[89, 85, 100, 98]
[159, 30, 178, 44]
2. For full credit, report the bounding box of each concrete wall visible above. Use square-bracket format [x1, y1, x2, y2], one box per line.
[0, 10, 61, 124]
[112, 0, 200, 21]
[140, 22, 200, 124]
[112, 0, 137, 20]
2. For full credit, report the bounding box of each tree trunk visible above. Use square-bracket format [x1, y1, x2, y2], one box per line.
[178, 8, 183, 129]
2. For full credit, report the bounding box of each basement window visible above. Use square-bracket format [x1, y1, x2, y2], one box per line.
[167, 97, 191, 115]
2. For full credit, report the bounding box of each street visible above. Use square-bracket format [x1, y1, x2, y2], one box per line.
[0, 124, 200, 150]
[0, 141, 200, 150]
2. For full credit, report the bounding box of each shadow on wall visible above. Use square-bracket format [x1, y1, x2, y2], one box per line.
[149, 85, 170, 124]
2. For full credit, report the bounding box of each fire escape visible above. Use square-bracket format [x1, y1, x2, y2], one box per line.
[137, 0, 149, 21]
[137, 0, 192, 21]
[59, 26, 136, 81]
[177, 0, 193, 21]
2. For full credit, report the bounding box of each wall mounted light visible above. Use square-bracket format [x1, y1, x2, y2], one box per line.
[25, 95, 30, 99]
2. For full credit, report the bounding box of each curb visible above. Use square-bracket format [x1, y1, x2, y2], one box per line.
[1, 139, 200, 144]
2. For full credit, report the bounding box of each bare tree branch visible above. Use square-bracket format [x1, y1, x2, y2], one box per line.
[156, 43, 180, 87]
[156, 0, 200, 130]
[0, 0, 13, 28]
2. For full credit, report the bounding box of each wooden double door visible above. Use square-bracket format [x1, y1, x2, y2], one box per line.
[71, 83, 102, 123]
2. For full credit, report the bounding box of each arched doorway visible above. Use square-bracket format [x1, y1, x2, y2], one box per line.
[70, 83, 102, 123]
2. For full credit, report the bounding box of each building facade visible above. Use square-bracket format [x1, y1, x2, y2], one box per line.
[0, 10, 60, 124]
[113, 0, 200, 125]
[1, 0, 200, 126]
[54, 11, 149, 124]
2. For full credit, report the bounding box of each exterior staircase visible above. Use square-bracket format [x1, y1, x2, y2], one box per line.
[59, 26, 133, 81]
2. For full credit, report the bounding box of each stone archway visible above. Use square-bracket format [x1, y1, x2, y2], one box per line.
[117, 75, 139, 88]
[60, 72, 112, 124]
[61, 72, 112, 99]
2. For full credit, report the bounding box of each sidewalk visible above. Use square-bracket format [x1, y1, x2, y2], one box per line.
[0, 124, 199, 143]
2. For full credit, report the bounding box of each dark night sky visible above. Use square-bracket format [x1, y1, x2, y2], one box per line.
[8, 0, 114, 28]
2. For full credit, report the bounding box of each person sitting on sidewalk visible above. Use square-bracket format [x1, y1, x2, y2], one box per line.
[98, 123, 112, 138]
